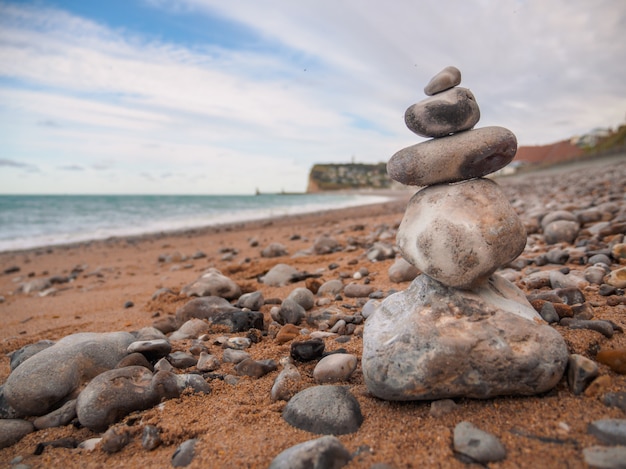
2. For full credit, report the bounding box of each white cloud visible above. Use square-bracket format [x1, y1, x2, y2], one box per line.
[0, 0, 625, 194]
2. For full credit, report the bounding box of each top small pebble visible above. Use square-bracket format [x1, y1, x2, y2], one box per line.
[424, 65, 462, 96]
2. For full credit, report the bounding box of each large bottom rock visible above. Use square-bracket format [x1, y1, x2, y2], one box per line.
[362, 274, 568, 400]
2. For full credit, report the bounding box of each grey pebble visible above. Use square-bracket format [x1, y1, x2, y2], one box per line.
[567, 354, 599, 395]
[287, 287, 315, 310]
[430, 399, 458, 417]
[261, 264, 301, 287]
[9, 340, 55, 371]
[33, 399, 77, 430]
[168, 351, 198, 369]
[313, 354, 357, 383]
[343, 283, 374, 298]
[268, 435, 351, 469]
[196, 352, 220, 372]
[222, 348, 250, 363]
[155, 357, 175, 372]
[583, 446, 626, 469]
[388, 257, 420, 283]
[236, 291, 264, 311]
[142, 425, 162, 451]
[0, 419, 34, 449]
[317, 279, 344, 296]
[424, 65, 461, 96]
[235, 358, 277, 378]
[128, 339, 172, 357]
[282, 385, 363, 435]
[453, 421, 506, 463]
[560, 318, 614, 338]
[588, 419, 626, 445]
[603, 393, 626, 413]
[277, 298, 306, 325]
[261, 242, 288, 258]
[101, 426, 131, 454]
[271, 362, 301, 402]
[180, 267, 241, 300]
[172, 438, 198, 467]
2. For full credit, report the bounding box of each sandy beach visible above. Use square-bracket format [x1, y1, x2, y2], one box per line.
[1, 154, 625, 468]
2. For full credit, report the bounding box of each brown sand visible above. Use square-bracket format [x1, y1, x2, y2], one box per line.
[1, 163, 625, 468]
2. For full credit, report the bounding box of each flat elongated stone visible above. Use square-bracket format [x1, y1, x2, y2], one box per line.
[397, 179, 526, 289]
[405, 87, 480, 138]
[362, 274, 568, 400]
[387, 126, 517, 186]
[424, 66, 461, 96]
[4, 332, 135, 416]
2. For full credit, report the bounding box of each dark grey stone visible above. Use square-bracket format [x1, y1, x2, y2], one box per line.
[567, 354, 599, 395]
[424, 65, 461, 96]
[404, 87, 480, 138]
[9, 340, 55, 371]
[33, 399, 77, 429]
[282, 385, 363, 435]
[0, 419, 34, 449]
[268, 435, 352, 469]
[453, 421, 506, 463]
[278, 298, 306, 325]
[172, 438, 198, 467]
[291, 339, 325, 362]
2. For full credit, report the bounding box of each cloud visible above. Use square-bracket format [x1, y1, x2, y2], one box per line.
[57, 164, 84, 171]
[0, 158, 30, 168]
[0, 0, 625, 195]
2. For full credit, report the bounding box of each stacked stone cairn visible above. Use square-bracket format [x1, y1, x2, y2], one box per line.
[362, 66, 569, 400]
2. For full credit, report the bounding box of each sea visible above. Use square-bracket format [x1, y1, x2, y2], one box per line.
[0, 193, 391, 253]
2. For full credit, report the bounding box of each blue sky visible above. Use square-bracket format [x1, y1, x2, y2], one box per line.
[0, 0, 625, 194]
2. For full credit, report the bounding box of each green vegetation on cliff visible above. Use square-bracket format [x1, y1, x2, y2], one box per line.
[307, 163, 392, 192]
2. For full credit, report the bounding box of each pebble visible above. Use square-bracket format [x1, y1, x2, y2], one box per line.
[453, 421, 506, 463]
[196, 352, 220, 372]
[224, 337, 252, 350]
[317, 279, 344, 296]
[275, 324, 301, 344]
[0, 419, 34, 449]
[537, 302, 559, 323]
[100, 426, 131, 453]
[9, 339, 55, 370]
[603, 392, 626, 413]
[271, 361, 301, 401]
[142, 425, 162, 451]
[583, 445, 626, 469]
[76, 366, 160, 431]
[312, 234, 342, 254]
[429, 399, 458, 417]
[366, 242, 396, 261]
[261, 264, 301, 286]
[261, 242, 288, 258]
[236, 291, 264, 311]
[180, 268, 241, 300]
[268, 435, 352, 469]
[567, 354, 599, 395]
[343, 283, 375, 298]
[277, 298, 306, 325]
[33, 399, 77, 430]
[168, 351, 197, 369]
[313, 354, 358, 383]
[606, 267, 626, 288]
[388, 257, 420, 283]
[117, 352, 153, 370]
[154, 357, 174, 372]
[222, 348, 250, 363]
[588, 419, 626, 445]
[560, 318, 614, 338]
[424, 65, 461, 95]
[172, 438, 198, 467]
[596, 348, 626, 374]
[175, 296, 238, 325]
[128, 339, 172, 358]
[4, 331, 135, 416]
[290, 339, 325, 362]
[282, 385, 363, 435]
[544, 220, 580, 245]
[287, 287, 315, 310]
[235, 358, 277, 378]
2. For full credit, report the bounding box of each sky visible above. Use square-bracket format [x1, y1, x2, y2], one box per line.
[0, 0, 625, 195]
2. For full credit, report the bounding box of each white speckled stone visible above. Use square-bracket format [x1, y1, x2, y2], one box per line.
[387, 126, 517, 186]
[362, 274, 568, 400]
[396, 178, 526, 289]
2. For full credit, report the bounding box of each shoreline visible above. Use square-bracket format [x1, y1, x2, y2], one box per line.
[0, 192, 405, 256]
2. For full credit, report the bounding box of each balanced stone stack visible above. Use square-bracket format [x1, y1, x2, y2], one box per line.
[362, 66, 569, 400]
